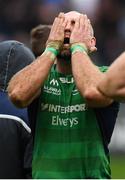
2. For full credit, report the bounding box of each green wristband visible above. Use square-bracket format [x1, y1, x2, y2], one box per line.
[45, 47, 59, 56]
[71, 45, 88, 55]
[42, 47, 58, 61]
[46, 40, 62, 51]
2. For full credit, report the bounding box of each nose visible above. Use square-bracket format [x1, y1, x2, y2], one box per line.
[65, 21, 72, 32]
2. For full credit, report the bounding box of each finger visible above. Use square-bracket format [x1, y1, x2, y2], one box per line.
[79, 14, 85, 31]
[58, 12, 65, 27]
[58, 12, 64, 18]
[50, 17, 58, 33]
[57, 13, 66, 35]
[61, 18, 68, 31]
[48, 17, 59, 41]
[90, 46, 97, 53]
[74, 16, 80, 31]
[88, 18, 91, 24]
[84, 14, 89, 32]
[52, 12, 64, 30]
[53, 15, 64, 33]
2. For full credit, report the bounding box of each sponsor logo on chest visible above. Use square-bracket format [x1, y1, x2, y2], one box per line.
[50, 77, 74, 86]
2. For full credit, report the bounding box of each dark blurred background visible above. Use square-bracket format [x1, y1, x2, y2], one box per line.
[0, 0, 125, 178]
[1, 0, 125, 65]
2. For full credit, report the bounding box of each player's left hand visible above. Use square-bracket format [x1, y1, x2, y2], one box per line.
[70, 14, 97, 53]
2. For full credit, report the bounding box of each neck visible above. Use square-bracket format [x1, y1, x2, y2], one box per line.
[56, 58, 72, 75]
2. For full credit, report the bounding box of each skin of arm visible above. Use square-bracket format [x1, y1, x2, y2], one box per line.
[71, 15, 113, 107]
[8, 52, 55, 108]
[98, 52, 125, 102]
[8, 13, 67, 108]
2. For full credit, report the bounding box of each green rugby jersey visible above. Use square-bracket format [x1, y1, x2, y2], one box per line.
[32, 65, 110, 179]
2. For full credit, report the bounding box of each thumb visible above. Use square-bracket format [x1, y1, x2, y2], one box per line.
[89, 46, 97, 53]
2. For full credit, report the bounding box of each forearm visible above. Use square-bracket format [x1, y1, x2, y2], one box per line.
[8, 52, 55, 108]
[69, 15, 112, 107]
[72, 51, 113, 107]
[8, 12, 66, 108]
[98, 52, 125, 101]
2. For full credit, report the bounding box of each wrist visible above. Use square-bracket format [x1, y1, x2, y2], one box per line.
[70, 43, 88, 55]
[43, 47, 58, 61]
[46, 40, 62, 51]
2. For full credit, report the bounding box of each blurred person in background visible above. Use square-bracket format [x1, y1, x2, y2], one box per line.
[30, 24, 51, 57]
[94, 0, 125, 66]
[8, 11, 119, 179]
[0, 40, 35, 178]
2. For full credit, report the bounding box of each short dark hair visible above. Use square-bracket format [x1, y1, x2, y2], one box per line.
[30, 25, 51, 57]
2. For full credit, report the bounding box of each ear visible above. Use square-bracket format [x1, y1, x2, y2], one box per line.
[89, 37, 97, 53]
